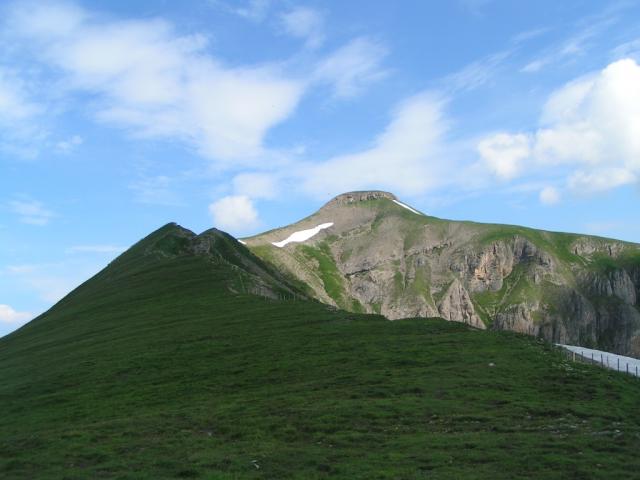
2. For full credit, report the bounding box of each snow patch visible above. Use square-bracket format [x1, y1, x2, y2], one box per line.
[238, 240, 247, 245]
[272, 222, 334, 248]
[558, 344, 640, 377]
[392, 199, 423, 215]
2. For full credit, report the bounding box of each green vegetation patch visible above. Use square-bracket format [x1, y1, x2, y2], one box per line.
[472, 264, 543, 322]
[589, 249, 640, 273]
[300, 242, 347, 307]
[473, 225, 584, 265]
[1, 233, 640, 479]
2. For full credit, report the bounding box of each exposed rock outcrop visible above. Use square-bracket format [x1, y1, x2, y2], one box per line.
[580, 269, 637, 305]
[437, 279, 485, 329]
[246, 191, 640, 357]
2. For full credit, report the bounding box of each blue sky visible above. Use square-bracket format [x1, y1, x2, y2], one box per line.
[2, 0, 640, 335]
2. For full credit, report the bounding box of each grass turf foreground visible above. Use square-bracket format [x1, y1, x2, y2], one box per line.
[1, 228, 640, 479]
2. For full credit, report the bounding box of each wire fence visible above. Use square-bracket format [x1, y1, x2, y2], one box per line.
[558, 344, 640, 378]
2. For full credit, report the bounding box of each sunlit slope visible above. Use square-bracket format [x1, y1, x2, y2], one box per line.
[1, 223, 639, 479]
[246, 191, 640, 356]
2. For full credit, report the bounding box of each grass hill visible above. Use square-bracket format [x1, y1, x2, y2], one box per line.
[1, 223, 640, 479]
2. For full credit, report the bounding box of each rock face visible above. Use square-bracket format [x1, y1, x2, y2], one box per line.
[437, 279, 485, 329]
[245, 191, 640, 358]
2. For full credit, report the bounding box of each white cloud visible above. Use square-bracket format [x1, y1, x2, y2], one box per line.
[539, 186, 560, 205]
[303, 92, 448, 197]
[209, 195, 259, 233]
[66, 245, 126, 254]
[511, 27, 549, 44]
[445, 50, 511, 92]
[536, 59, 640, 168]
[0, 66, 47, 157]
[8, 199, 55, 225]
[279, 6, 324, 48]
[7, 1, 305, 164]
[568, 168, 636, 194]
[232, 0, 270, 21]
[477, 133, 531, 180]
[56, 134, 83, 153]
[479, 58, 640, 194]
[232, 173, 278, 199]
[0, 68, 40, 123]
[315, 37, 388, 98]
[521, 59, 546, 73]
[519, 16, 613, 74]
[6, 1, 87, 39]
[0, 304, 32, 325]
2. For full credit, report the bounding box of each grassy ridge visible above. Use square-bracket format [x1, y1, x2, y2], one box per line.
[1, 235, 640, 479]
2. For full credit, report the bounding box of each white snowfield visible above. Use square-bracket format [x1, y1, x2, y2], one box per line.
[392, 199, 423, 215]
[272, 222, 334, 248]
[238, 240, 247, 245]
[558, 344, 640, 377]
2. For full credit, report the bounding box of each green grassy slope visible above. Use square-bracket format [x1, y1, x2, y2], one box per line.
[1, 225, 640, 479]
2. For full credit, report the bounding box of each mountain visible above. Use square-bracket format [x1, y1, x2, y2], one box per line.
[2, 220, 640, 479]
[244, 191, 640, 357]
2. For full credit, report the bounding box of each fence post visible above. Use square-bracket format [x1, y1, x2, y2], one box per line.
[617, 358, 620, 371]
[626, 363, 629, 374]
[572, 352, 576, 362]
[601, 354, 603, 366]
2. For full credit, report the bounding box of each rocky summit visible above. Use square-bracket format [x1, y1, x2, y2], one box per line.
[245, 191, 640, 357]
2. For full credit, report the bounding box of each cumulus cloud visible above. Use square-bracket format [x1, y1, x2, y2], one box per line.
[209, 195, 259, 233]
[279, 6, 324, 48]
[6, 1, 305, 164]
[539, 186, 560, 205]
[303, 92, 449, 197]
[0, 304, 32, 324]
[8, 199, 56, 225]
[477, 133, 531, 180]
[315, 37, 388, 98]
[479, 58, 640, 194]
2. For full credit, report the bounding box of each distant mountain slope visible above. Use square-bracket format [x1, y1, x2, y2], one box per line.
[2, 221, 640, 479]
[245, 191, 640, 357]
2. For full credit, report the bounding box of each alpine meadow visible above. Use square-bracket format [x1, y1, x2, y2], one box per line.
[3, 1, 640, 479]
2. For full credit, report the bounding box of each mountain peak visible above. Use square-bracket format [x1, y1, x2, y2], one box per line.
[327, 190, 397, 206]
